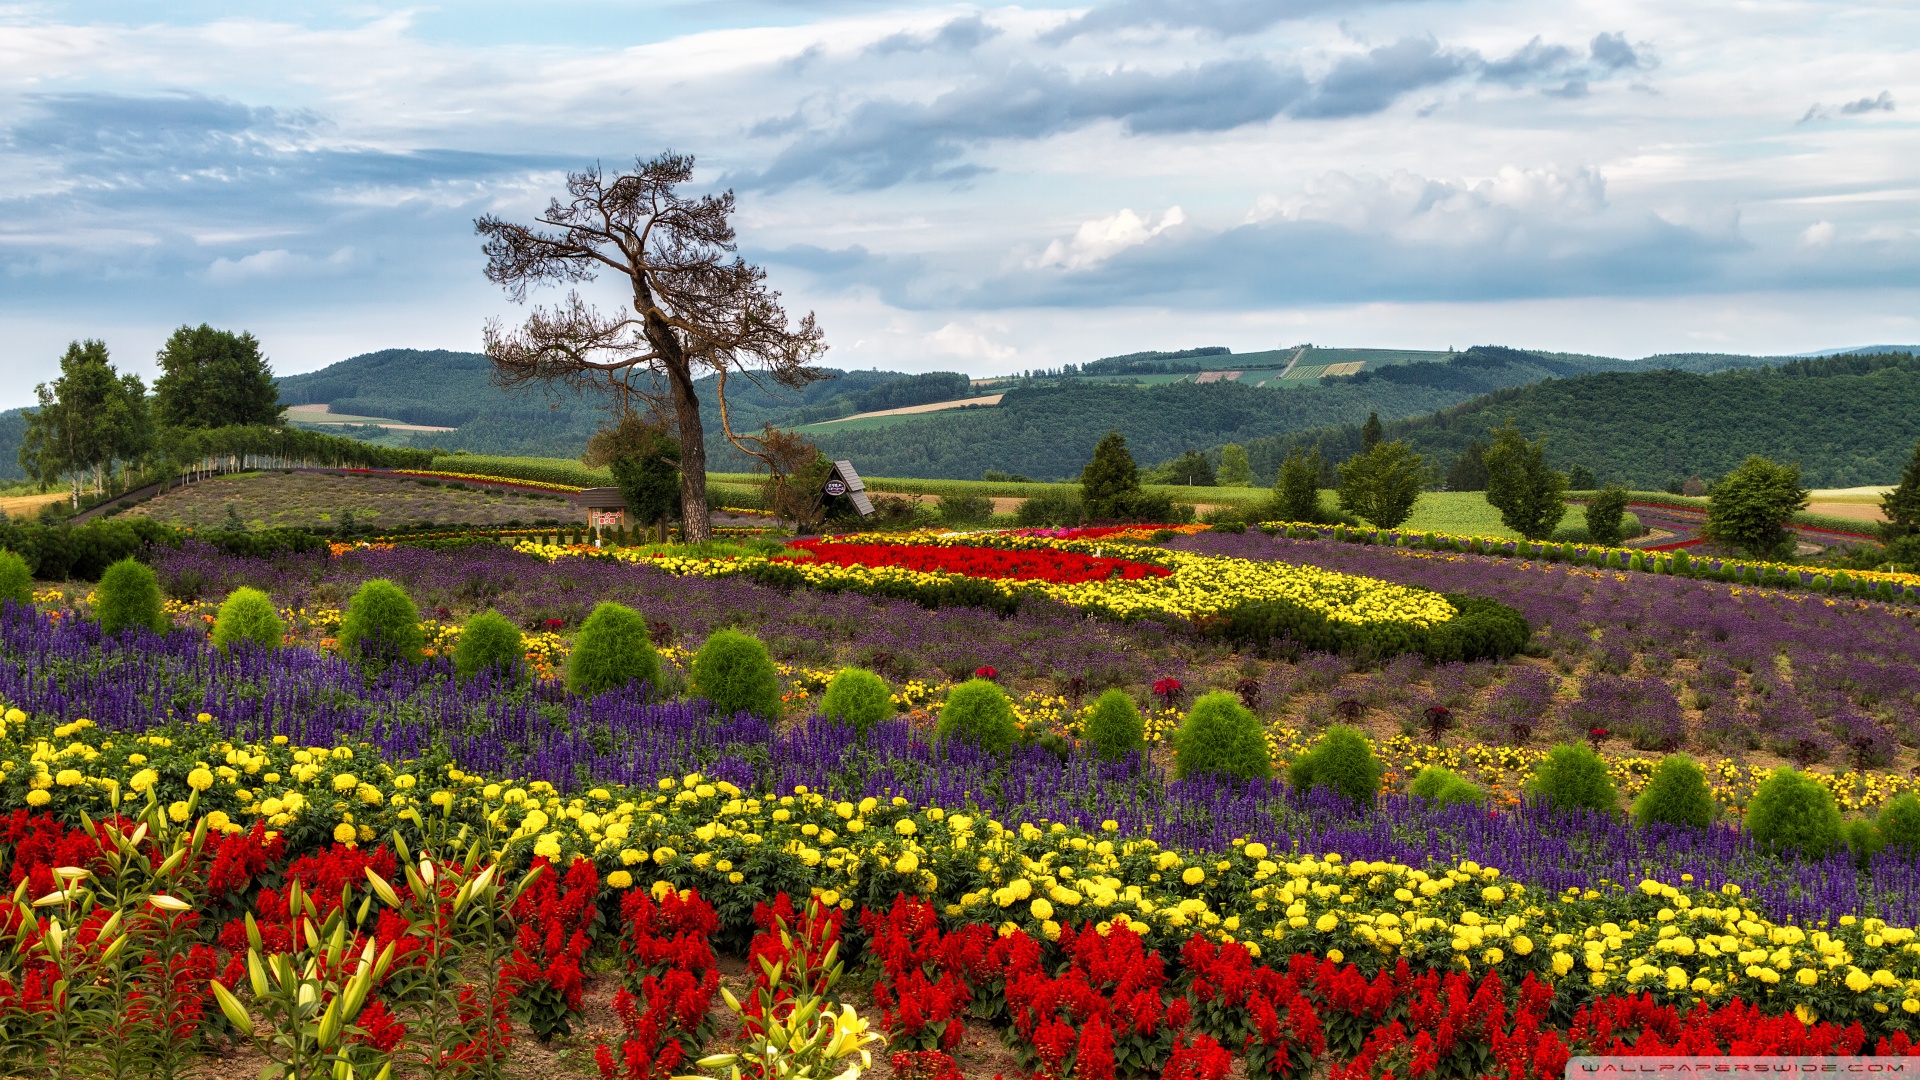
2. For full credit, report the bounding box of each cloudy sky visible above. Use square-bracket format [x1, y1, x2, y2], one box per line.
[1, 0, 1915, 407]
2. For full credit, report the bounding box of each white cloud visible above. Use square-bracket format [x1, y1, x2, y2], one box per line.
[1029, 206, 1186, 270]
[928, 320, 1017, 361]
[1800, 221, 1837, 247]
[205, 246, 354, 284]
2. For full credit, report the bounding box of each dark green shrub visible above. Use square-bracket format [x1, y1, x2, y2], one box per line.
[1015, 489, 1084, 527]
[210, 586, 285, 651]
[94, 557, 166, 636]
[1631, 753, 1715, 829]
[692, 629, 782, 720]
[1212, 592, 1527, 664]
[338, 579, 423, 666]
[454, 610, 524, 677]
[566, 602, 660, 696]
[939, 493, 994, 525]
[820, 667, 894, 736]
[0, 549, 30, 609]
[1082, 689, 1145, 761]
[1527, 743, 1618, 815]
[1878, 793, 1920, 857]
[1745, 767, 1843, 858]
[937, 679, 1020, 756]
[1284, 724, 1378, 803]
[1844, 819, 1886, 869]
[1408, 766, 1484, 805]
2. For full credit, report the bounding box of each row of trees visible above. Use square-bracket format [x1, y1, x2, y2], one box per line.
[19, 328, 282, 507]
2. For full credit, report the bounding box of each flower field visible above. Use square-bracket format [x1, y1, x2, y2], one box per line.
[4, 519, 1920, 1076]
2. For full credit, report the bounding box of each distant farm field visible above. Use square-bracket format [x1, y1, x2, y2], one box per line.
[124, 471, 576, 530]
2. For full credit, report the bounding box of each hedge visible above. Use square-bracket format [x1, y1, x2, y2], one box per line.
[1209, 591, 1530, 663]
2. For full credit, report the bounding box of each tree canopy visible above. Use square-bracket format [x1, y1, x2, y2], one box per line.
[154, 325, 281, 430]
[1337, 440, 1424, 529]
[1706, 455, 1809, 557]
[1483, 424, 1568, 541]
[20, 341, 150, 506]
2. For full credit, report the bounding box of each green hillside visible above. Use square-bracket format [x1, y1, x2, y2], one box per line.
[1240, 351, 1920, 489]
[801, 345, 1805, 480]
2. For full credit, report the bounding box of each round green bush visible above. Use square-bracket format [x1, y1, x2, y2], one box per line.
[1408, 766, 1484, 805]
[1527, 743, 1618, 815]
[0, 549, 31, 610]
[209, 586, 285, 652]
[820, 667, 894, 736]
[1844, 819, 1887, 869]
[566, 602, 661, 697]
[454, 610, 524, 677]
[95, 557, 166, 636]
[1284, 724, 1378, 803]
[1082, 689, 1145, 762]
[1878, 793, 1920, 857]
[1745, 766, 1843, 859]
[1176, 691, 1273, 782]
[692, 629, 782, 720]
[337, 578, 424, 667]
[1631, 753, 1716, 829]
[937, 679, 1021, 756]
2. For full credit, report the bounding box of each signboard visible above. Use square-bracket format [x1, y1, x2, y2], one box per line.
[593, 511, 623, 528]
[825, 460, 873, 516]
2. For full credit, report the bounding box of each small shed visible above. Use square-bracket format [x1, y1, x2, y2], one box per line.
[577, 487, 628, 531]
[825, 461, 873, 516]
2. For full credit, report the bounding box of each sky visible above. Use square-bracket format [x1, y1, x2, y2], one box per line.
[0, 0, 1916, 408]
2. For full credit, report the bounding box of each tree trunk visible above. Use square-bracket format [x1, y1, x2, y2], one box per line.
[665, 360, 713, 543]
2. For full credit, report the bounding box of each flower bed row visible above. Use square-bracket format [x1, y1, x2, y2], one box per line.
[1255, 520, 1920, 597]
[9, 700, 1920, 1034]
[780, 538, 1173, 585]
[531, 532, 1462, 633]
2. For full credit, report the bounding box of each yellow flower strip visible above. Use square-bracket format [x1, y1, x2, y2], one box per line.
[6, 704, 1920, 1019]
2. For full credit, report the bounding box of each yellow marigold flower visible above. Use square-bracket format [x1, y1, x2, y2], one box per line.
[54, 769, 83, 787]
[185, 767, 215, 792]
[729, 871, 745, 884]
[1030, 898, 1054, 921]
[1511, 935, 1533, 956]
[895, 852, 920, 874]
[895, 818, 916, 836]
[1797, 968, 1820, 986]
[1551, 952, 1574, 976]
[332, 822, 356, 844]
[1182, 866, 1206, 886]
[653, 846, 676, 865]
[1316, 913, 1339, 932]
[26, 790, 50, 807]
[206, 810, 231, 831]
[1482, 886, 1505, 904]
[1485, 948, 1505, 965]
[332, 773, 358, 793]
[1847, 969, 1873, 993]
[430, 791, 453, 808]
[620, 849, 643, 866]
[534, 836, 562, 859]
[607, 871, 634, 889]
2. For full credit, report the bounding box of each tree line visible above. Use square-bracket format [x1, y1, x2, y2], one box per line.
[15, 327, 427, 513]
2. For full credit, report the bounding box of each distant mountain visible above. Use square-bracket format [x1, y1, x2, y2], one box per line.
[1237, 351, 1920, 489]
[1789, 345, 1920, 358]
[275, 348, 968, 459]
[803, 345, 1803, 480]
[0, 408, 27, 482]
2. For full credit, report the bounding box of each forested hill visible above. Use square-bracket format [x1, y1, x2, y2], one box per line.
[804, 347, 1601, 480]
[273, 349, 949, 458]
[1242, 351, 1920, 489]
